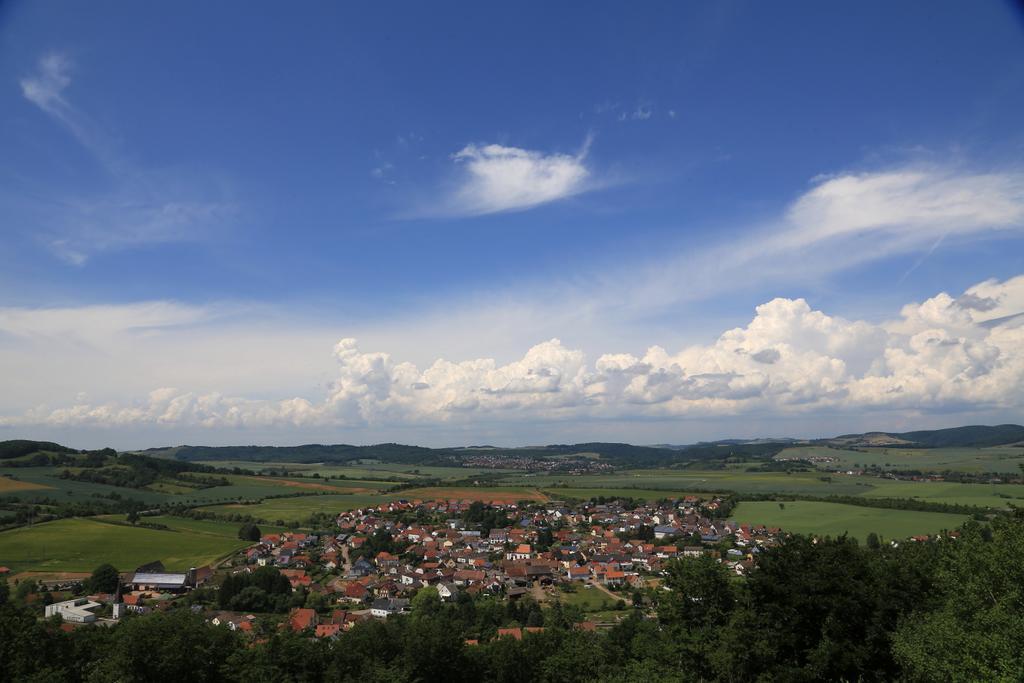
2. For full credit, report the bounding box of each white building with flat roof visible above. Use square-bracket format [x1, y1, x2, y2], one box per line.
[45, 598, 102, 623]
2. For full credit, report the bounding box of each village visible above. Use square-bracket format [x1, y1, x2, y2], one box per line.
[33, 494, 790, 640]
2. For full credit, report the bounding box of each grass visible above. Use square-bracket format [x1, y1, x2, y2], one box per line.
[396, 486, 546, 503]
[543, 487, 706, 502]
[197, 486, 547, 522]
[0, 517, 254, 572]
[731, 501, 970, 541]
[557, 586, 625, 611]
[779, 445, 1024, 474]
[860, 479, 1024, 508]
[198, 493, 395, 522]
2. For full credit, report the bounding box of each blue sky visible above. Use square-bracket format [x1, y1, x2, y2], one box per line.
[1, 1, 1023, 448]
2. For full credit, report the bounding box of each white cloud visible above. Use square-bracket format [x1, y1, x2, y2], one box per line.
[20, 53, 72, 112]
[783, 169, 1024, 249]
[439, 139, 593, 216]
[4, 275, 1021, 432]
[608, 166, 1024, 317]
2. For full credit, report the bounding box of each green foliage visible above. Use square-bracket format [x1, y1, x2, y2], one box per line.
[88, 609, 238, 682]
[14, 579, 36, 602]
[237, 522, 261, 541]
[0, 440, 77, 460]
[892, 515, 1024, 681]
[86, 563, 120, 594]
[218, 566, 291, 611]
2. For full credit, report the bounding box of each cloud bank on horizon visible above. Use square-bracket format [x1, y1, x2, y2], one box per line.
[3, 274, 1021, 433]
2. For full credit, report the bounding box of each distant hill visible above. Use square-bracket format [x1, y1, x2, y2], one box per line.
[826, 424, 1024, 449]
[145, 440, 789, 468]
[6, 423, 1021, 469]
[0, 439, 77, 460]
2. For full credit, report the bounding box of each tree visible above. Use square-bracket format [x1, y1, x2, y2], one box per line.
[660, 556, 734, 629]
[866, 532, 881, 549]
[14, 580, 35, 603]
[238, 522, 261, 541]
[86, 564, 121, 594]
[89, 609, 239, 682]
[893, 516, 1024, 681]
[411, 586, 442, 618]
[127, 510, 140, 524]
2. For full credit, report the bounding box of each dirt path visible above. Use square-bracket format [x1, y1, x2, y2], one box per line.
[587, 579, 624, 603]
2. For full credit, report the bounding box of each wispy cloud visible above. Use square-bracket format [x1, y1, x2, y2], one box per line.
[430, 137, 595, 217]
[20, 53, 72, 113]
[15, 53, 234, 264]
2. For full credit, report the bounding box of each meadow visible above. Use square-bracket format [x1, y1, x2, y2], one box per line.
[197, 494, 392, 523]
[557, 586, 626, 611]
[731, 501, 970, 541]
[543, 487, 708, 502]
[0, 517, 255, 573]
[197, 486, 547, 522]
[509, 468, 1021, 509]
[777, 445, 1024, 474]
[861, 479, 1024, 508]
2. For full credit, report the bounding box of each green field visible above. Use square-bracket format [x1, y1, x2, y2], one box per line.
[511, 468, 1021, 509]
[198, 485, 546, 522]
[860, 479, 1024, 508]
[558, 586, 626, 611]
[0, 466, 398, 508]
[731, 501, 970, 541]
[543, 487, 706, 502]
[199, 493, 395, 522]
[0, 517, 255, 572]
[777, 445, 1024, 474]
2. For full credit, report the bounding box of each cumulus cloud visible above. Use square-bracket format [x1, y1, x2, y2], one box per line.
[4, 275, 1022, 431]
[439, 139, 593, 216]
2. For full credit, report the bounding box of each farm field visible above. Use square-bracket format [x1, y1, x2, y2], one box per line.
[0, 467, 398, 508]
[860, 479, 1024, 508]
[778, 445, 1024, 474]
[198, 486, 547, 522]
[506, 469, 875, 497]
[96, 515, 289, 538]
[544, 487, 707, 502]
[0, 467, 171, 504]
[731, 501, 970, 541]
[198, 493, 397, 522]
[508, 469, 1023, 509]
[397, 486, 546, 503]
[0, 517, 253, 572]
[0, 476, 51, 493]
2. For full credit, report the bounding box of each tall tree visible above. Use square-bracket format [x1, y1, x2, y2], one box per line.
[86, 564, 121, 594]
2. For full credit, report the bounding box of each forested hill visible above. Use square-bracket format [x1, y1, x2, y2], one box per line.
[152, 441, 776, 467]
[828, 424, 1024, 448]
[0, 439, 77, 460]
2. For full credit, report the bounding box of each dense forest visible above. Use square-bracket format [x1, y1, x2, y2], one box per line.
[2, 513, 1021, 682]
